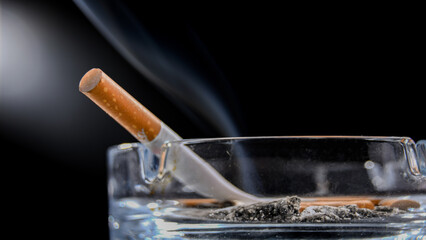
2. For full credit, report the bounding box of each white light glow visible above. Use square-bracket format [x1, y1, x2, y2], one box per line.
[0, 5, 50, 107]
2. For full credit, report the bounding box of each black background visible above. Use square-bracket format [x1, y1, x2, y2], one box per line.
[1, 1, 423, 239]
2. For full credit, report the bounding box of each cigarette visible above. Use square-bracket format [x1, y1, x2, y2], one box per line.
[79, 68, 259, 203]
[79, 68, 181, 155]
[300, 200, 375, 212]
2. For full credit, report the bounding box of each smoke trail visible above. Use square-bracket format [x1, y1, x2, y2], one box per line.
[74, 0, 242, 137]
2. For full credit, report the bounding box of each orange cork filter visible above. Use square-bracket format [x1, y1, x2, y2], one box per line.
[79, 68, 162, 142]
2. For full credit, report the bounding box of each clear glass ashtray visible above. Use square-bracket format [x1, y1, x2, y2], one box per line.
[107, 136, 426, 239]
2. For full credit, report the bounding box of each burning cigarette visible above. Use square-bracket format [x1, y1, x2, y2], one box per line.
[79, 68, 180, 155]
[79, 68, 259, 203]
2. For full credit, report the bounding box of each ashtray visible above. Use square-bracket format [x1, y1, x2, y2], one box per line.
[107, 136, 426, 239]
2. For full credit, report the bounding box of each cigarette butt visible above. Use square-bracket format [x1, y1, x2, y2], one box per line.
[177, 198, 220, 207]
[378, 199, 420, 210]
[177, 198, 236, 208]
[305, 196, 382, 206]
[79, 68, 162, 142]
[300, 200, 375, 212]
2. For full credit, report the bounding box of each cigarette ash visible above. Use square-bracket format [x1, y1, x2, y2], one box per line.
[206, 196, 402, 223]
[208, 196, 301, 222]
[299, 205, 399, 223]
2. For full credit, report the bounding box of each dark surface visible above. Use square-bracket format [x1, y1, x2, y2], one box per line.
[1, 1, 424, 239]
